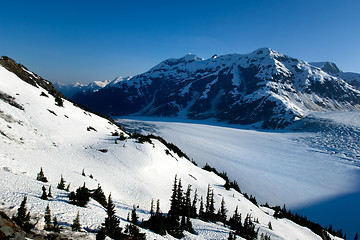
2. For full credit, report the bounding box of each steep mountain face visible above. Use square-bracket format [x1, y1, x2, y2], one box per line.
[71, 48, 360, 128]
[310, 61, 360, 91]
[0, 57, 341, 239]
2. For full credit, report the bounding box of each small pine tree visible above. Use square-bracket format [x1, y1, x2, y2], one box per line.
[37, 167, 48, 182]
[191, 188, 198, 218]
[156, 199, 161, 216]
[13, 196, 31, 231]
[131, 205, 138, 225]
[205, 184, 215, 221]
[124, 223, 146, 240]
[55, 96, 64, 107]
[142, 199, 166, 236]
[57, 175, 66, 190]
[150, 199, 154, 217]
[168, 175, 178, 217]
[82, 169, 86, 176]
[183, 184, 192, 218]
[72, 211, 81, 231]
[41, 185, 48, 200]
[242, 214, 258, 240]
[98, 194, 123, 239]
[229, 206, 242, 235]
[48, 186, 53, 198]
[228, 231, 236, 240]
[66, 183, 70, 191]
[218, 197, 227, 223]
[69, 183, 90, 207]
[44, 204, 52, 231]
[199, 196, 205, 220]
[91, 184, 107, 207]
[53, 216, 60, 232]
[176, 178, 184, 215]
[268, 221, 272, 230]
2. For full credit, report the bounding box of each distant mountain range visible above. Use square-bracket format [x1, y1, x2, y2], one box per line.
[56, 48, 360, 128]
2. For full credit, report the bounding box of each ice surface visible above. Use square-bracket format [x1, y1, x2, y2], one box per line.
[117, 116, 360, 237]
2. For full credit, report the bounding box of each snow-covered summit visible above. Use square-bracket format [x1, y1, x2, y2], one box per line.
[72, 48, 360, 128]
[310, 61, 342, 74]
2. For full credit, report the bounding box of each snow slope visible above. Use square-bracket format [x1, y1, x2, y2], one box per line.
[116, 116, 360, 237]
[0, 63, 338, 239]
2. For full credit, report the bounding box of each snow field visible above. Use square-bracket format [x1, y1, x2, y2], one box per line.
[0, 65, 333, 239]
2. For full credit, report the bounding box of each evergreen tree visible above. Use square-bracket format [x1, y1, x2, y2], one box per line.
[156, 199, 161, 216]
[168, 175, 178, 217]
[48, 186, 53, 198]
[131, 205, 138, 225]
[82, 169, 86, 176]
[37, 167, 48, 182]
[268, 221, 272, 230]
[91, 184, 107, 207]
[98, 194, 123, 240]
[57, 175, 66, 190]
[242, 214, 258, 240]
[44, 204, 52, 231]
[205, 184, 215, 221]
[72, 211, 81, 231]
[53, 216, 60, 232]
[191, 188, 198, 218]
[41, 185, 48, 200]
[185, 216, 195, 234]
[228, 231, 236, 240]
[355, 233, 359, 240]
[199, 196, 205, 220]
[150, 199, 154, 217]
[13, 195, 31, 231]
[69, 183, 90, 207]
[229, 206, 242, 235]
[219, 197, 228, 223]
[124, 223, 146, 240]
[142, 199, 167, 236]
[183, 184, 192, 218]
[177, 178, 184, 215]
[66, 183, 70, 191]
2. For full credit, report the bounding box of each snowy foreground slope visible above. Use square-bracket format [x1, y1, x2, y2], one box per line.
[0, 65, 342, 239]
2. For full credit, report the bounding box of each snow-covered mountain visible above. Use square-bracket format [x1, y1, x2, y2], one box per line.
[54, 76, 133, 99]
[310, 61, 360, 91]
[0, 57, 343, 239]
[54, 80, 111, 99]
[70, 48, 360, 128]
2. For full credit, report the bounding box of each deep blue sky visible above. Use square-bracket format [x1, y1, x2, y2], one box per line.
[1, 0, 359, 84]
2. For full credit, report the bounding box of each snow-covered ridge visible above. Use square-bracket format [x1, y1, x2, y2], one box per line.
[71, 48, 360, 129]
[0, 59, 342, 239]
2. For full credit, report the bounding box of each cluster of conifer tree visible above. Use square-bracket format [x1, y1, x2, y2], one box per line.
[228, 207, 258, 240]
[140, 175, 258, 240]
[96, 194, 145, 240]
